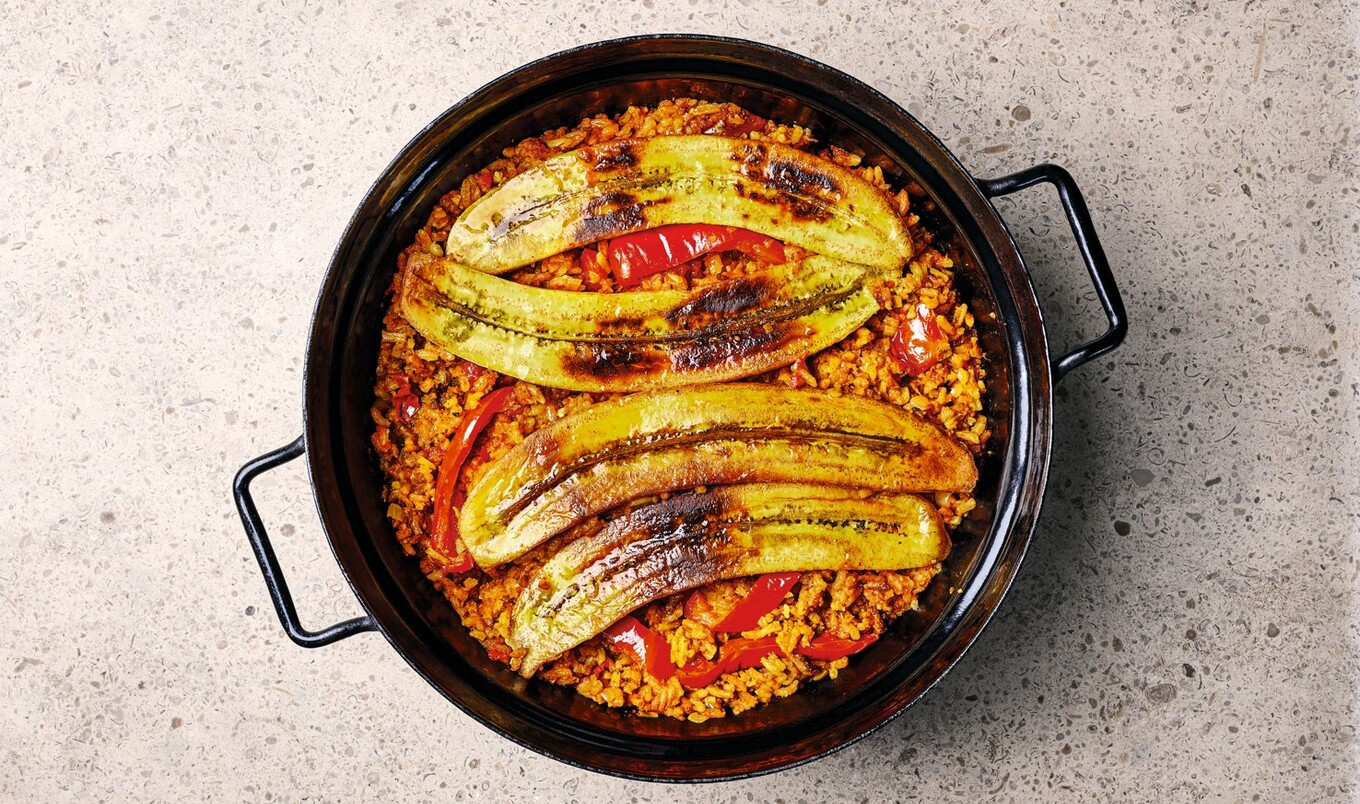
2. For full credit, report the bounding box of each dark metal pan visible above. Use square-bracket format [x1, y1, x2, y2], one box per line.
[233, 35, 1126, 781]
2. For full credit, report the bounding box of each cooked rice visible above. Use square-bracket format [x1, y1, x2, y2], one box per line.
[369, 98, 990, 721]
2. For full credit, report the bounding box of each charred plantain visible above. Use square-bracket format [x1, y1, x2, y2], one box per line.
[442, 136, 912, 274]
[508, 484, 949, 676]
[398, 252, 885, 392]
[460, 385, 978, 567]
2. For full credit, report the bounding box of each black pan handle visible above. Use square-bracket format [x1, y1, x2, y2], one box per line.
[233, 437, 378, 647]
[976, 164, 1128, 381]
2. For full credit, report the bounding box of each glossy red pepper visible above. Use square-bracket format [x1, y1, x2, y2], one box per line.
[603, 615, 675, 680]
[429, 386, 514, 571]
[390, 374, 421, 423]
[712, 573, 801, 632]
[579, 246, 601, 275]
[676, 636, 784, 689]
[604, 224, 786, 288]
[889, 303, 950, 377]
[673, 631, 879, 688]
[795, 632, 879, 661]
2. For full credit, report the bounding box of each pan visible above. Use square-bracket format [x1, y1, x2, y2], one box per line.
[233, 35, 1126, 781]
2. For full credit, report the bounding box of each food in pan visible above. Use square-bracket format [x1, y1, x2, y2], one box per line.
[371, 98, 990, 721]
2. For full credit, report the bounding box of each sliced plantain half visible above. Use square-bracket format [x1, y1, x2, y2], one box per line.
[460, 384, 978, 567]
[398, 252, 886, 392]
[442, 136, 912, 274]
[508, 483, 949, 676]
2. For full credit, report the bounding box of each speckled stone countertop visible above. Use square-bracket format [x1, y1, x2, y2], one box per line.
[2, 1, 1357, 801]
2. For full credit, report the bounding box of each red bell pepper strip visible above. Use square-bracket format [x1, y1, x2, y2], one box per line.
[391, 374, 421, 423]
[603, 615, 675, 680]
[889, 303, 950, 377]
[429, 386, 514, 571]
[795, 633, 879, 661]
[674, 631, 879, 688]
[604, 224, 786, 288]
[677, 636, 784, 689]
[712, 573, 801, 632]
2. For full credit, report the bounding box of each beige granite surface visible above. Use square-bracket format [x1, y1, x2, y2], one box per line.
[2, 0, 1358, 800]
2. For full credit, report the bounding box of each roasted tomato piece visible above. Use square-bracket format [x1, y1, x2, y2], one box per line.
[889, 303, 950, 377]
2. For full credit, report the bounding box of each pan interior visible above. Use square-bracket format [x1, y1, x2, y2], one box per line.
[304, 36, 1042, 780]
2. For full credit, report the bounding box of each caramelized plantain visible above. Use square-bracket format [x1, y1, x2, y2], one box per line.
[442, 136, 912, 274]
[461, 385, 977, 567]
[398, 252, 885, 392]
[509, 484, 949, 676]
